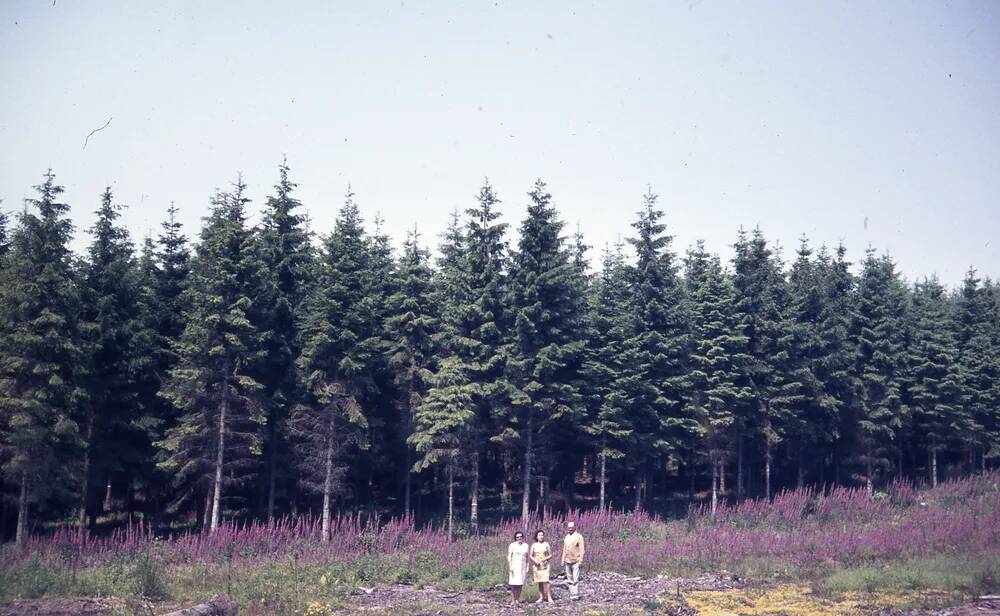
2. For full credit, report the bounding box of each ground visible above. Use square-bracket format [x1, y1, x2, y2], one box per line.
[3, 572, 996, 616]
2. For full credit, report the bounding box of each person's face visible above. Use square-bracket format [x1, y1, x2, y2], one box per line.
[515, 533, 524, 543]
[537, 532, 544, 542]
[566, 524, 575, 534]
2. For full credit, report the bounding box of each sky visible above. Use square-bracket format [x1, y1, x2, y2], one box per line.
[1, 1, 998, 285]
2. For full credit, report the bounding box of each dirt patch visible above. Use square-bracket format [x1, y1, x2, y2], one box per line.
[0, 597, 139, 616]
[348, 570, 746, 614]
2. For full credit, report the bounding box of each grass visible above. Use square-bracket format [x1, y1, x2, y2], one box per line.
[820, 555, 997, 595]
[0, 473, 997, 614]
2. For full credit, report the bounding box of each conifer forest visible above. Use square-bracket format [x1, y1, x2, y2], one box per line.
[1, 164, 997, 546]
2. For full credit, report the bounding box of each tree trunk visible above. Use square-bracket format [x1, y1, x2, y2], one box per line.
[78, 416, 94, 532]
[447, 462, 455, 542]
[634, 469, 643, 512]
[865, 442, 874, 497]
[267, 421, 277, 521]
[797, 439, 805, 489]
[15, 472, 28, 547]
[521, 411, 533, 524]
[599, 447, 607, 511]
[202, 486, 213, 529]
[321, 410, 336, 541]
[403, 448, 412, 517]
[737, 435, 744, 498]
[470, 451, 479, 532]
[403, 378, 414, 517]
[718, 459, 726, 494]
[501, 450, 511, 513]
[710, 458, 718, 518]
[930, 448, 938, 488]
[103, 478, 113, 513]
[764, 420, 772, 500]
[211, 375, 229, 533]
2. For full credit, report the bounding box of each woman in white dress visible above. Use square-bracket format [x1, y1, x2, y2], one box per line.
[507, 531, 529, 604]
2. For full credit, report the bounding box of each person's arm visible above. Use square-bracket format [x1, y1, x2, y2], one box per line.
[579, 535, 585, 563]
[560, 538, 568, 564]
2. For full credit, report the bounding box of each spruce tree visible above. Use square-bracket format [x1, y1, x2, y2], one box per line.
[851, 249, 908, 494]
[157, 178, 266, 530]
[384, 227, 438, 515]
[582, 242, 634, 510]
[254, 160, 313, 519]
[357, 215, 397, 512]
[0, 172, 86, 545]
[152, 203, 192, 355]
[784, 238, 841, 487]
[408, 356, 475, 541]
[79, 188, 153, 529]
[684, 241, 750, 514]
[953, 269, 999, 472]
[732, 227, 795, 499]
[623, 189, 694, 508]
[907, 276, 962, 487]
[506, 180, 586, 521]
[983, 279, 1000, 468]
[295, 188, 377, 539]
[813, 244, 859, 484]
[146, 204, 192, 517]
[455, 180, 509, 528]
[0, 209, 10, 264]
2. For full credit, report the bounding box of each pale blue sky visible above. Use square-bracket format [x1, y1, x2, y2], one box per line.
[1, 1, 998, 284]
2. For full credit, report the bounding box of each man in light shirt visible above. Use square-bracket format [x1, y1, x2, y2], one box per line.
[561, 520, 585, 600]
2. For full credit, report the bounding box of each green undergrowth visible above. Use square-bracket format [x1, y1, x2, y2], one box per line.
[0, 551, 995, 615]
[0, 551, 507, 615]
[819, 555, 997, 596]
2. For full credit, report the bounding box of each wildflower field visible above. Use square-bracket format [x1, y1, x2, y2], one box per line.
[1, 473, 998, 615]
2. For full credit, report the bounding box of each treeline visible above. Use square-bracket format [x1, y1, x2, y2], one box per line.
[0, 165, 998, 544]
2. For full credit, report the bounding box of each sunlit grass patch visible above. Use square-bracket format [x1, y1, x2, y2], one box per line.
[681, 583, 960, 616]
[820, 555, 997, 595]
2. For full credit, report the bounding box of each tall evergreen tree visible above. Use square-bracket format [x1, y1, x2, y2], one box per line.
[953, 268, 999, 472]
[295, 188, 377, 539]
[152, 203, 192, 355]
[454, 180, 509, 529]
[506, 180, 586, 522]
[851, 249, 908, 494]
[384, 227, 438, 515]
[582, 242, 634, 510]
[145, 204, 192, 519]
[784, 238, 843, 487]
[732, 228, 796, 499]
[907, 277, 962, 487]
[254, 160, 313, 519]
[157, 178, 266, 530]
[78, 188, 154, 529]
[623, 189, 694, 508]
[0, 209, 11, 264]
[813, 244, 859, 484]
[357, 215, 397, 511]
[408, 356, 475, 541]
[684, 241, 750, 515]
[0, 172, 86, 545]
